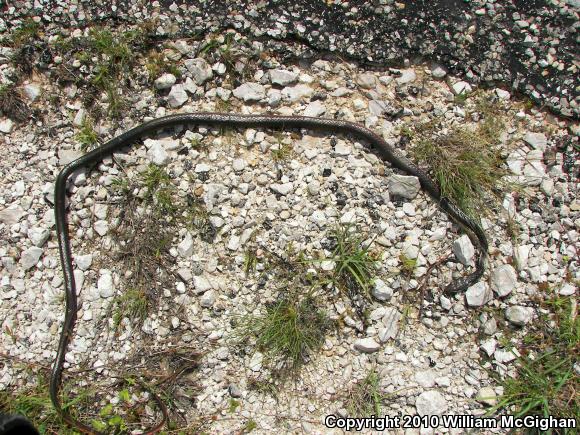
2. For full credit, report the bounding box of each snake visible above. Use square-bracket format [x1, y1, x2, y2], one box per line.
[52, 113, 488, 433]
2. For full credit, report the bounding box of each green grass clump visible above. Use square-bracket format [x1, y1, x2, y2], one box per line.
[113, 288, 149, 327]
[330, 225, 378, 295]
[270, 143, 293, 163]
[108, 168, 178, 327]
[145, 50, 181, 83]
[235, 297, 330, 374]
[0, 372, 89, 435]
[346, 369, 383, 417]
[10, 18, 41, 47]
[399, 253, 417, 277]
[139, 165, 180, 215]
[242, 419, 257, 433]
[199, 32, 249, 82]
[76, 118, 99, 151]
[490, 294, 579, 426]
[141, 164, 172, 199]
[243, 248, 258, 276]
[410, 97, 509, 218]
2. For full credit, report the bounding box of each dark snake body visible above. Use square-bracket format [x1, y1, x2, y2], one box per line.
[52, 113, 488, 433]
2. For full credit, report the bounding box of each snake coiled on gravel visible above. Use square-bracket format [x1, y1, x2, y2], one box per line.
[52, 113, 488, 433]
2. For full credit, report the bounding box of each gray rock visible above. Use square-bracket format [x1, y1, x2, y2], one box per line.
[20, 247, 43, 270]
[396, 69, 416, 84]
[476, 387, 497, 406]
[227, 235, 241, 251]
[334, 142, 351, 156]
[233, 83, 266, 102]
[0, 204, 25, 225]
[58, 149, 83, 165]
[523, 132, 547, 151]
[559, 283, 576, 296]
[249, 352, 263, 371]
[281, 84, 314, 102]
[453, 235, 475, 265]
[232, 158, 246, 172]
[378, 308, 400, 342]
[490, 264, 517, 297]
[0, 119, 13, 133]
[271, 183, 294, 195]
[431, 64, 447, 79]
[483, 317, 497, 335]
[356, 73, 377, 89]
[94, 220, 108, 236]
[167, 84, 188, 108]
[495, 89, 511, 100]
[480, 338, 497, 357]
[415, 391, 448, 416]
[415, 370, 437, 388]
[372, 278, 393, 301]
[147, 142, 169, 165]
[368, 100, 386, 116]
[193, 275, 211, 294]
[27, 227, 50, 247]
[74, 270, 85, 291]
[270, 69, 298, 86]
[200, 289, 216, 308]
[154, 73, 177, 90]
[97, 272, 114, 298]
[184, 58, 213, 85]
[388, 175, 420, 199]
[195, 163, 210, 173]
[513, 245, 530, 271]
[452, 81, 472, 94]
[229, 384, 243, 398]
[495, 349, 517, 363]
[354, 338, 380, 353]
[465, 282, 492, 307]
[177, 232, 194, 257]
[307, 180, 320, 196]
[22, 84, 41, 101]
[73, 108, 86, 127]
[75, 254, 93, 271]
[522, 161, 546, 186]
[303, 100, 326, 117]
[440, 295, 452, 310]
[505, 306, 533, 326]
[12, 180, 25, 197]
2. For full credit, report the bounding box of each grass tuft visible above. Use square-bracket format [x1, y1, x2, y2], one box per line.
[0, 371, 90, 435]
[107, 167, 178, 327]
[330, 225, 378, 296]
[409, 96, 510, 218]
[490, 294, 579, 426]
[399, 253, 417, 277]
[270, 143, 294, 163]
[346, 369, 383, 417]
[113, 288, 149, 327]
[76, 118, 99, 151]
[145, 50, 181, 83]
[234, 296, 330, 374]
[0, 83, 30, 121]
[10, 19, 41, 47]
[199, 32, 250, 82]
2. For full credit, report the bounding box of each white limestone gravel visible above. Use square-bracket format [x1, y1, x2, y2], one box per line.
[0, 26, 578, 435]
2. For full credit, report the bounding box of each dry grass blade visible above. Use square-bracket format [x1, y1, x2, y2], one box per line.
[0, 84, 30, 121]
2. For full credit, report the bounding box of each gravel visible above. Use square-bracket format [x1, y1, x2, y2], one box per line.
[0, 9, 578, 433]
[415, 390, 448, 416]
